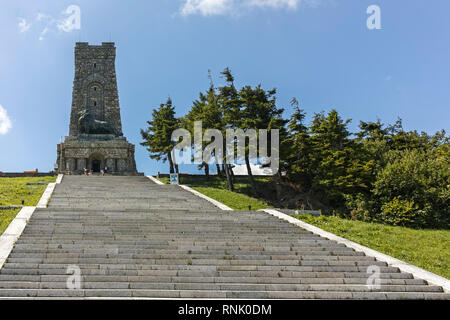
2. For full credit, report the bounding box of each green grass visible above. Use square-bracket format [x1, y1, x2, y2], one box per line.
[0, 209, 21, 235]
[0, 176, 56, 234]
[293, 214, 450, 279]
[192, 187, 270, 210]
[158, 175, 272, 210]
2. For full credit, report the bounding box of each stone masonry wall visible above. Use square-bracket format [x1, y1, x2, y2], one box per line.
[69, 42, 123, 137]
[56, 139, 137, 174]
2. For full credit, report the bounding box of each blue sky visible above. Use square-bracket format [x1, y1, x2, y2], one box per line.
[0, 0, 449, 175]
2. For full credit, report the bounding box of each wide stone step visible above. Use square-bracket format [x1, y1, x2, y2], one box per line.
[15, 235, 326, 241]
[12, 243, 354, 252]
[24, 220, 297, 226]
[0, 262, 392, 272]
[1, 266, 401, 276]
[0, 280, 428, 289]
[10, 249, 355, 257]
[0, 288, 447, 299]
[11, 242, 349, 249]
[0, 274, 418, 284]
[3, 257, 390, 268]
[9, 249, 361, 258]
[10, 245, 352, 252]
[2, 264, 390, 274]
[0, 281, 441, 292]
[14, 240, 341, 248]
[6, 253, 371, 261]
[21, 229, 315, 235]
[26, 218, 284, 223]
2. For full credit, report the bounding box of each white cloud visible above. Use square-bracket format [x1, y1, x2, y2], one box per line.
[181, 0, 233, 16]
[18, 18, 31, 33]
[247, 0, 299, 9]
[39, 27, 51, 41]
[18, 5, 81, 41]
[0, 105, 12, 135]
[179, 0, 322, 16]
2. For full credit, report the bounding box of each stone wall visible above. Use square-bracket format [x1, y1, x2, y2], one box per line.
[0, 173, 56, 178]
[56, 138, 138, 175]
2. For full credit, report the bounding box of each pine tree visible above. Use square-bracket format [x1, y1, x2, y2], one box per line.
[186, 84, 224, 179]
[309, 110, 370, 207]
[217, 68, 240, 191]
[281, 98, 312, 190]
[237, 84, 285, 196]
[140, 98, 179, 173]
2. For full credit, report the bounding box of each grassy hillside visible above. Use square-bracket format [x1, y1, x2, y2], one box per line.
[0, 176, 56, 234]
[294, 214, 450, 279]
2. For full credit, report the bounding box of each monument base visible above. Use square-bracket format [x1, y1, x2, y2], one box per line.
[56, 135, 140, 175]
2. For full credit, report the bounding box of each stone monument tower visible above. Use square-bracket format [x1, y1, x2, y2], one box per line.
[56, 42, 138, 175]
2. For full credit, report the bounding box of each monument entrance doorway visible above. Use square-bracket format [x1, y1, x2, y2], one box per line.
[92, 160, 101, 173]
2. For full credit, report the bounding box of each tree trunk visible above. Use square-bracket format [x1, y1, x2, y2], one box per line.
[274, 170, 282, 201]
[245, 155, 258, 196]
[216, 164, 221, 176]
[224, 160, 234, 191]
[204, 162, 210, 180]
[167, 152, 174, 174]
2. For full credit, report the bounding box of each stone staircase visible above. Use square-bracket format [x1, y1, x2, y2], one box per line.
[0, 176, 448, 299]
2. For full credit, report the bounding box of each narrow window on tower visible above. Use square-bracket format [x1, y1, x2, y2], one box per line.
[94, 101, 97, 107]
[94, 63, 96, 68]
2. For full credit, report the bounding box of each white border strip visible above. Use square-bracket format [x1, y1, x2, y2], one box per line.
[146, 175, 164, 185]
[0, 206, 36, 269]
[179, 185, 233, 211]
[36, 183, 56, 208]
[261, 208, 450, 293]
[56, 174, 64, 184]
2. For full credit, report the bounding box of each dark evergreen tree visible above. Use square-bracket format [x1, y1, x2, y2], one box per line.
[140, 98, 179, 173]
[186, 82, 224, 179]
[308, 110, 371, 208]
[281, 98, 312, 190]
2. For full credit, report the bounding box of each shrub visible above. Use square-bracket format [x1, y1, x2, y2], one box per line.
[380, 197, 423, 227]
[373, 149, 449, 228]
[344, 193, 374, 222]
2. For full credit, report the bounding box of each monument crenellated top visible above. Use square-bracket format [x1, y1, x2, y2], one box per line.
[75, 42, 115, 48]
[74, 43, 116, 61]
